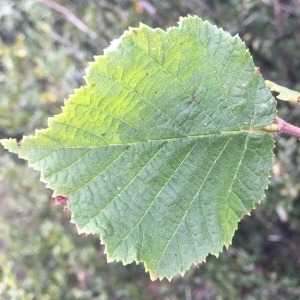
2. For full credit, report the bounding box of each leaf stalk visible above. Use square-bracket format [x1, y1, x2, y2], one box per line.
[274, 117, 300, 137]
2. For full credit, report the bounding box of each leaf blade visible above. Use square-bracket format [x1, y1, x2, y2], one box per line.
[0, 16, 276, 280]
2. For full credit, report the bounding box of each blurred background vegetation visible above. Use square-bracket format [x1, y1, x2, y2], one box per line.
[0, 0, 300, 299]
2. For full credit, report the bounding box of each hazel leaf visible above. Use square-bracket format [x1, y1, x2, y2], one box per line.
[1, 16, 277, 280]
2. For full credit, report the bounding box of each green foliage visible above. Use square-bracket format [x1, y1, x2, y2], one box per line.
[1, 16, 277, 280]
[1, 0, 300, 298]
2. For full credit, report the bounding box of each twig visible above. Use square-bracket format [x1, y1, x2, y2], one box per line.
[97, 0, 119, 13]
[275, 117, 300, 137]
[38, 0, 97, 39]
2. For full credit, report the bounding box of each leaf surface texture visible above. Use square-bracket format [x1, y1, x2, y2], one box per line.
[1, 16, 276, 280]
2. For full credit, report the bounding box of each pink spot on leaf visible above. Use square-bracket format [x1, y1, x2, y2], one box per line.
[55, 196, 70, 212]
[255, 66, 261, 74]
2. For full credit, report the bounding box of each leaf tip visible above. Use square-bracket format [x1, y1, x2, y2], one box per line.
[195, 262, 201, 268]
[0, 138, 20, 153]
[151, 274, 159, 281]
[0, 138, 9, 148]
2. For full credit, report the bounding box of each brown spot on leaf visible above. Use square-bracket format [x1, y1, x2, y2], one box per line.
[16, 140, 22, 147]
[297, 96, 300, 103]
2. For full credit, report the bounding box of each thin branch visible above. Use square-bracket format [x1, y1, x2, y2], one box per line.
[275, 117, 300, 137]
[97, 0, 120, 13]
[38, 0, 97, 39]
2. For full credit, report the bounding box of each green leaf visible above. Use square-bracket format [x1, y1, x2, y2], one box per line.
[265, 80, 300, 103]
[1, 16, 276, 280]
